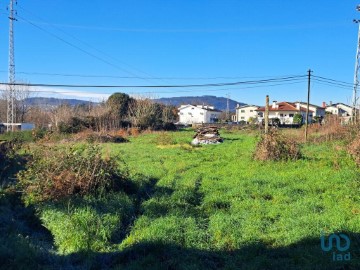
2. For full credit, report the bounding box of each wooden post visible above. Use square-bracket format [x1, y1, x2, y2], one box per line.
[305, 69, 312, 142]
[265, 95, 269, 134]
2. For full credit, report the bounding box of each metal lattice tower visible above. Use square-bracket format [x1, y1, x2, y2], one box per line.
[352, 6, 360, 123]
[6, 0, 16, 132]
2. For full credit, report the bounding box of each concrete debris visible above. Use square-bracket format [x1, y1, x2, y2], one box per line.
[191, 126, 223, 145]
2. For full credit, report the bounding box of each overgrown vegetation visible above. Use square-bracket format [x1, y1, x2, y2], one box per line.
[348, 133, 360, 166]
[17, 144, 128, 204]
[1, 128, 360, 269]
[254, 129, 302, 161]
[40, 193, 134, 254]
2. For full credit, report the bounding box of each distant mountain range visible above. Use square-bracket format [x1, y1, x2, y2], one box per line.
[154, 95, 246, 111]
[24, 97, 97, 107]
[24, 95, 246, 111]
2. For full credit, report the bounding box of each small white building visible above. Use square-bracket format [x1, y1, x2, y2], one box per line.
[0, 123, 35, 133]
[233, 104, 259, 123]
[256, 101, 313, 125]
[178, 104, 222, 125]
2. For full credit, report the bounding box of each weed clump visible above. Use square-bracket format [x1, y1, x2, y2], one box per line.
[17, 144, 128, 204]
[155, 132, 176, 145]
[254, 130, 302, 161]
[348, 134, 360, 166]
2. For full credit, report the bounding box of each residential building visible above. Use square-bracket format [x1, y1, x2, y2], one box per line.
[233, 104, 259, 123]
[325, 103, 353, 117]
[178, 104, 222, 125]
[295, 102, 326, 118]
[256, 101, 313, 125]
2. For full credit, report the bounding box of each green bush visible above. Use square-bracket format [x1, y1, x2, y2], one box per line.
[293, 114, 303, 125]
[17, 144, 128, 204]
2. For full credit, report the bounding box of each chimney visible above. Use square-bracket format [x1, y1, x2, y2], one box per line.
[272, 101, 277, 109]
[322, 102, 326, 108]
[296, 102, 300, 110]
[330, 101, 332, 106]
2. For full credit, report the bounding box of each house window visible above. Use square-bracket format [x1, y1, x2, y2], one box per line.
[280, 114, 283, 117]
[188, 112, 192, 115]
[200, 112, 204, 115]
[241, 117, 245, 119]
[240, 110, 245, 113]
[258, 112, 263, 117]
[289, 114, 294, 117]
[250, 110, 253, 112]
[180, 112, 184, 115]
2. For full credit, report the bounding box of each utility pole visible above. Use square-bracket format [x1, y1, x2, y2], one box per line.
[225, 93, 230, 121]
[265, 95, 269, 134]
[353, 6, 360, 124]
[6, 0, 16, 132]
[305, 69, 312, 142]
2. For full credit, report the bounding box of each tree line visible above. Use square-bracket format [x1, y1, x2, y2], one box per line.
[0, 92, 179, 133]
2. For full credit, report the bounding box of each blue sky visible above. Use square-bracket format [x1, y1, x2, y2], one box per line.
[0, 0, 359, 106]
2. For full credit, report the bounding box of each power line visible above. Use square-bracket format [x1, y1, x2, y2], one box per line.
[16, 15, 151, 78]
[312, 75, 354, 87]
[16, 5, 167, 83]
[0, 75, 307, 88]
[312, 80, 353, 91]
[0, 80, 306, 95]
[0, 70, 305, 80]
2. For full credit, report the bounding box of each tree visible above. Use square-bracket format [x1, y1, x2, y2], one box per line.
[128, 98, 163, 129]
[106, 92, 132, 118]
[0, 81, 32, 123]
[293, 114, 303, 125]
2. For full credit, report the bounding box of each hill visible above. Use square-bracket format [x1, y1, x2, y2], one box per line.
[24, 97, 97, 107]
[154, 95, 246, 111]
[24, 95, 246, 112]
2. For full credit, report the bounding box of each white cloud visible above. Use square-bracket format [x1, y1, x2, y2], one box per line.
[28, 86, 110, 101]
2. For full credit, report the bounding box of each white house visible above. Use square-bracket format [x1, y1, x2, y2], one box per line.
[295, 102, 326, 118]
[325, 103, 353, 117]
[233, 105, 259, 123]
[256, 101, 313, 125]
[178, 104, 222, 125]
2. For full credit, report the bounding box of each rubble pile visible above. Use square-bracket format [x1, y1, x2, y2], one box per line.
[191, 126, 223, 145]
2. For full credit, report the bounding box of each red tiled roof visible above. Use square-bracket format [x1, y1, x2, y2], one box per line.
[256, 102, 314, 112]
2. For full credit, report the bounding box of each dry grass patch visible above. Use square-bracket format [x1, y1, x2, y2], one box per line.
[254, 130, 302, 161]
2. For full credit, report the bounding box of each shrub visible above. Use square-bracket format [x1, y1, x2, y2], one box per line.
[293, 114, 303, 125]
[348, 134, 360, 166]
[162, 122, 177, 131]
[31, 128, 48, 141]
[155, 132, 176, 145]
[0, 139, 24, 186]
[308, 115, 353, 143]
[128, 127, 140, 137]
[84, 133, 128, 143]
[254, 130, 302, 161]
[17, 144, 128, 204]
[58, 117, 89, 134]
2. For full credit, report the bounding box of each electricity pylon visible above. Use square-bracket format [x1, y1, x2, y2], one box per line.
[6, 0, 16, 131]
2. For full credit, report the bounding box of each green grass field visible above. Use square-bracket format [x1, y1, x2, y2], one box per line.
[1, 129, 360, 269]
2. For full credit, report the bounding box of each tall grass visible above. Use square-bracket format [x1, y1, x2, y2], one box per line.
[2, 129, 360, 269]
